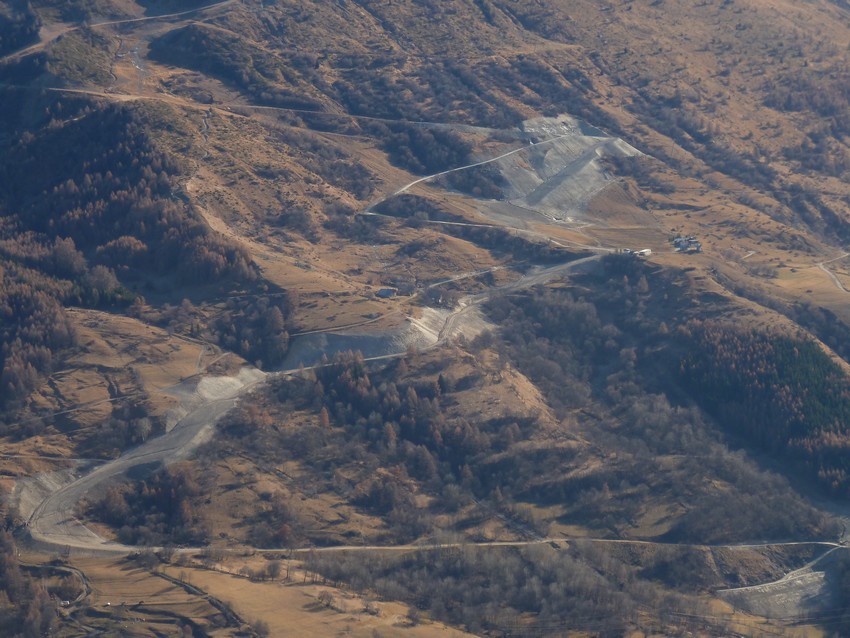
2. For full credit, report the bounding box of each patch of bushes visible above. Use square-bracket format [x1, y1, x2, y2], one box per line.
[90, 461, 209, 546]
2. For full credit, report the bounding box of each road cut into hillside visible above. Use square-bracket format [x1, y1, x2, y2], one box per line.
[15, 367, 265, 554]
[15, 111, 636, 556]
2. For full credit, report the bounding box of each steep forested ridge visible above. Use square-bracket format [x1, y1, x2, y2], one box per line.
[0, 100, 255, 285]
[0, 88, 294, 411]
[682, 324, 850, 495]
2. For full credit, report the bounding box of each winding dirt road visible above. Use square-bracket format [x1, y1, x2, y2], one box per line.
[390, 132, 577, 197]
[816, 252, 850, 293]
[20, 253, 602, 555]
[0, 0, 235, 66]
[23, 369, 265, 553]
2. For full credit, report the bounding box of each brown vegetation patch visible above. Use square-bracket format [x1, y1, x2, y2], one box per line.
[162, 562, 477, 638]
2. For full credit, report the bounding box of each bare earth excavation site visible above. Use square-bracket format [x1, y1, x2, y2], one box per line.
[6, 0, 850, 636]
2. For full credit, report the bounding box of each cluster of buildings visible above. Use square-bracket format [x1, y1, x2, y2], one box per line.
[672, 236, 702, 253]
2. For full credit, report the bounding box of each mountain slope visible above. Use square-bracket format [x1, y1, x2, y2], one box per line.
[4, 0, 850, 636]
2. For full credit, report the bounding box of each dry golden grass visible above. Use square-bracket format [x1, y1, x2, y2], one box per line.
[200, 453, 390, 547]
[0, 307, 215, 479]
[626, 502, 687, 540]
[448, 351, 557, 429]
[706, 599, 824, 638]
[40, 555, 237, 637]
[69, 309, 202, 384]
[163, 563, 477, 638]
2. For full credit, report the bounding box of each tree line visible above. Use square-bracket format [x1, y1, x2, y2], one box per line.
[89, 461, 209, 546]
[680, 322, 850, 496]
